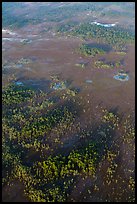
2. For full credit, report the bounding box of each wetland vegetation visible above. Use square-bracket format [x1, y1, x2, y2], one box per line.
[78, 44, 106, 57]
[94, 59, 123, 69]
[67, 23, 134, 51]
[2, 2, 135, 202]
[2, 80, 135, 202]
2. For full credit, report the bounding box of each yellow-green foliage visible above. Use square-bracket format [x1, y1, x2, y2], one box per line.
[2, 82, 135, 202]
[102, 109, 119, 128]
[34, 143, 97, 182]
[128, 176, 135, 191]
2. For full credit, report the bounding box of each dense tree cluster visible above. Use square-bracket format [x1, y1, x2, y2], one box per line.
[69, 23, 134, 51]
[78, 44, 106, 57]
[2, 82, 135, 202]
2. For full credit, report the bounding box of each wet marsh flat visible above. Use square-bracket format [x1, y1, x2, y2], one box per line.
[2, 29, 135, 113]
[2, 2, 135, 203]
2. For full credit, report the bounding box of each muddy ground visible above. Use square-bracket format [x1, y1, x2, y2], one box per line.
[2, 29, 135, 114]
[2, 19, 135, 202]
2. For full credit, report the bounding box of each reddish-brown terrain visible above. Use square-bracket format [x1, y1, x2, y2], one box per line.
[2, 2, 135, 202]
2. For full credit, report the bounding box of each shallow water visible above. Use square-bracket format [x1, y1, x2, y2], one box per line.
[2, 29, 16, 35]
[113, 74, 129, 81]
[2, 38, 16, 42]
[2, 37, 30, 43]
[20, 39, 32, 44]
[15, 64, 23, 68]
[52, 82, 66, 90]
[85, 80, 93, 83]
[92, 21, 116, 27]
[15, 81, 24, 86]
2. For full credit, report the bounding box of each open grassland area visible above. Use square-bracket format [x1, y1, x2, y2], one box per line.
[2, 2, 135, 202]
